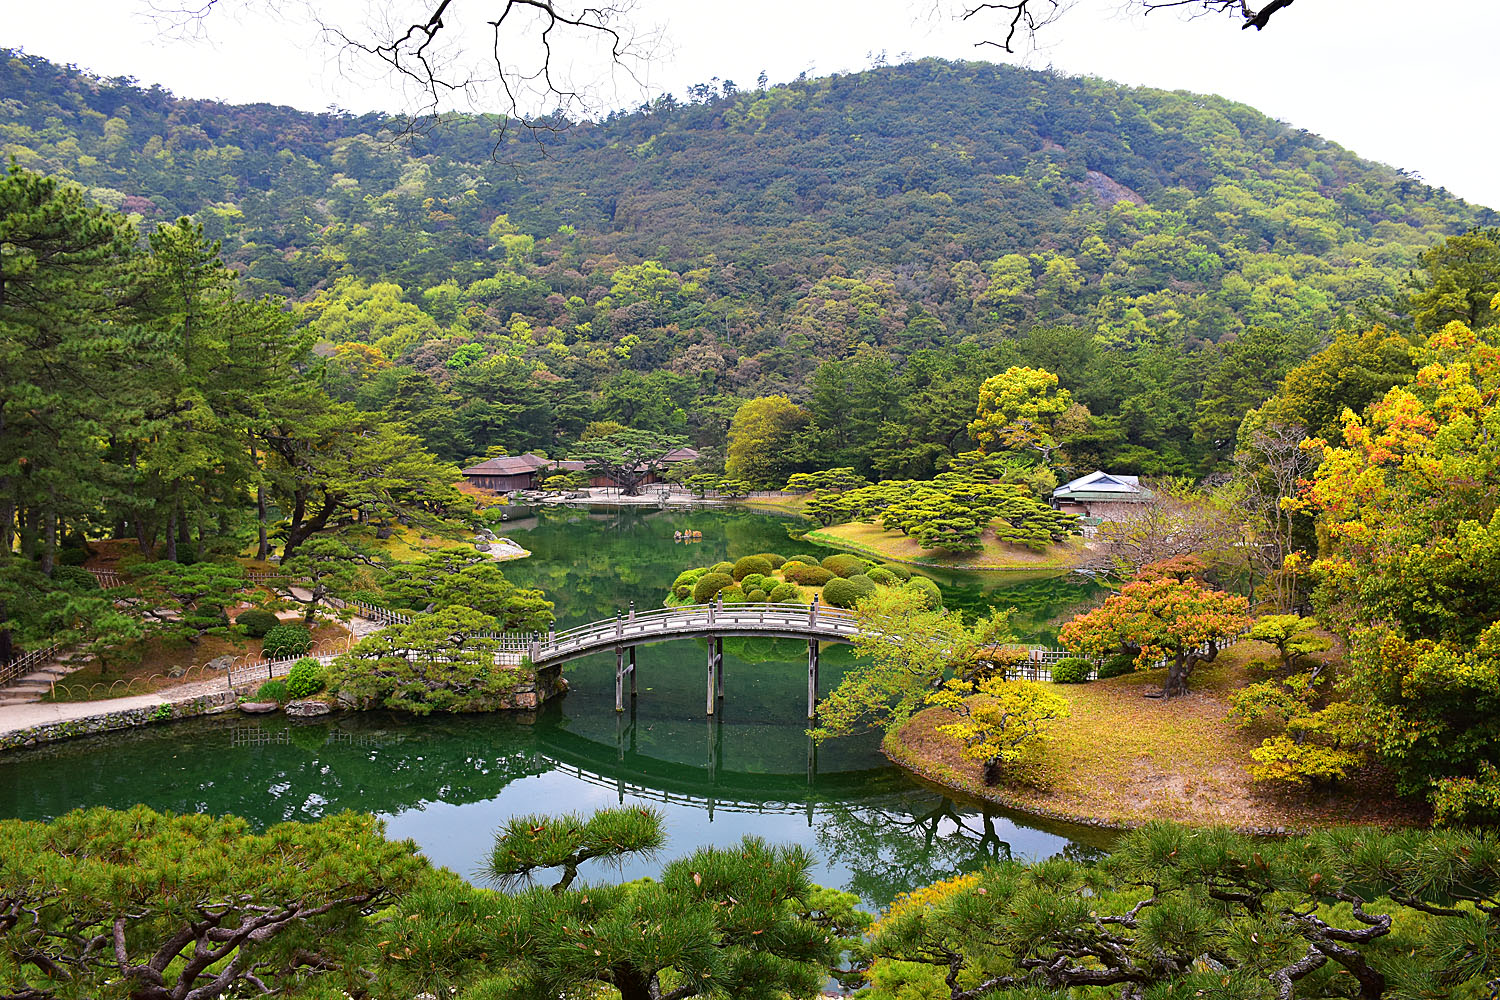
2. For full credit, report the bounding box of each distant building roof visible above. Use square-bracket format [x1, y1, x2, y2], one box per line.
[663, 447, 699, 463]
[461, 453, 552, 476]
[1054, 471, 1154, 502]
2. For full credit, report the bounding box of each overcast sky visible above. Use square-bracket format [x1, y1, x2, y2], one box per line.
[7, 0, 1498, 208]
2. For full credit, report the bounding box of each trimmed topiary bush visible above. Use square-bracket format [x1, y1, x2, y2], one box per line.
[845, 574, 879, 601]
[708, 561, 735, 575]
[674, 584, 691, 600]
[879, 562, 912, 582]
[255, 679, 288, 703]
[692, 572, 736, 604]
[751, 552, 787, 569]
[1051, 657, 1093, 684]
[719, 587, 748, 604]
[236, 608, 280, 638]
[820, 577, 863, 609]
[768, 582, 800, 603]
[865, 567, 898, 587]
[56, 546, 90, 566]
[820, 553, 867, 578]
[50, 565, 99, 591]
[781, 554, 819, 567]
[784, 563, 835, 587]
[746, 588, 768, 602]
[284, 657, 326, 698]
[904, 576, 942, 610]
[731, 555, 774, 581]
[672, 567, 707, 590]
[262, 623, 312, 661]
[739, 573, 771, 593]
[1098, 654, 1137, 679]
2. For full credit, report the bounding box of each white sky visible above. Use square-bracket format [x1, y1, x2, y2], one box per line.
[5, 0, 1498, 208]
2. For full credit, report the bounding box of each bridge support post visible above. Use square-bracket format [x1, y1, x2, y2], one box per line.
[714, 637, 724, 700]
[615, 646, 625, 713]
[807, 640, 820, 719]
[706, 636, 723, 716]
[629, 646, 637, 698]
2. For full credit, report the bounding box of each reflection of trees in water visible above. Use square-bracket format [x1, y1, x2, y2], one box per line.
[816, 797, 1023, 908]
[0, 715, 550, 828]
[937, 573, 1104, 642]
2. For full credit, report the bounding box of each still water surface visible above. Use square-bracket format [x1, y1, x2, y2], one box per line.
[0, 507, 1110, 907]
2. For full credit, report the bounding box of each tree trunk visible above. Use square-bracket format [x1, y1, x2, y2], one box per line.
[0, 494, 13, 554]
[40, 504, 57, 578]
[611, 967, 656, 1000]
[256, 485, 269, 561]
[165, 508, 178, 563]
[983, 759, 1004, 786]
[1162, 651, 1190, 698]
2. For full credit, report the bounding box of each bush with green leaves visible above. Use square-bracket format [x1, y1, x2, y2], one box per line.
[904, 576, 942, 610]
[821, 577, 866, 609]
[782, 554, 820, 567]
[750, 551, 787, 568]
[673, 584, 691, 600]
[821, 553, 868, 578]
[262, 623, 313, 660]
[769, 582, 801, 603]
[692, 572, 736, 604]
[731, 555, 774, 581]
[865, 566, 898, 586]
[49, 565, 99, 591]
[56, 546, 90, 566]
[1098, 653, 1137, 679]
[746, 588, 768, 602]
[739, 572, 772, 592]
[285, 657, 326, 699]
[255, 679, 289, 703]
[785, 563, 835, 586]
[326, 608, 520, 715]
[235, 608, 281, 638]
[1050, 657, 1093, 684]
[671, 566, 707, 591]
[708, 560, 735, 575]
[879, 562, 912, 581]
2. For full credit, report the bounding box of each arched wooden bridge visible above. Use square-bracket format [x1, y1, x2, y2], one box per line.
[501, 600, 1079, 719]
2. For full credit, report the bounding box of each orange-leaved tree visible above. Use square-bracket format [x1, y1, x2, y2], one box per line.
[1059, 577, 1251, 698]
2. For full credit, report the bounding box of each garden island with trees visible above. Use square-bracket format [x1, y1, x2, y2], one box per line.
[3, 2, 1500, 996]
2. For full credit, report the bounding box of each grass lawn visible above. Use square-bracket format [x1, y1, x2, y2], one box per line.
[806, 521, 1088, 571]
[884, 641, 1428, 832]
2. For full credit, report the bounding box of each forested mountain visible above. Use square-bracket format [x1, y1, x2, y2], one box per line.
[3, 49, 1492, 476]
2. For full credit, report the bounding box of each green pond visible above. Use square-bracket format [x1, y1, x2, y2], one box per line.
[0, 507, 1111, 908]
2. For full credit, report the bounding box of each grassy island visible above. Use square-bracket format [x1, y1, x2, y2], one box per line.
[883, 641, 1426, 833]
[806, 521, 1087, 571]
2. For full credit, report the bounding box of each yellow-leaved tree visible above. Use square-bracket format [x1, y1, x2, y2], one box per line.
[925, 677, 1072, 785]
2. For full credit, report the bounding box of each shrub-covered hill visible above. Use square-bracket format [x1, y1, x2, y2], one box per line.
[4, 49, 1493, 475]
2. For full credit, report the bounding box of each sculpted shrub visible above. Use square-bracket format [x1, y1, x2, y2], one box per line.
[692, 572, 735, 604]
[1050, 657, 1092, 684]
[878, 562, 912, 581]
[235, 608, 280, 638]
[746, 588, 768, 602]
[785, 563, 835, 587]
[731, 555, 773, 580]
[326, 608, 518, 715]
[751, 551, 787, 568]
[262, 623, 313, 660]
[865, 566, 898, 586]
[768, 582, 800, 603]
[285, 657, 326, 698]
[821, 553, 867, 578]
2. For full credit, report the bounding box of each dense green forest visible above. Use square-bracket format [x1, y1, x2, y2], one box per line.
[2, 49, 1494, 477]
